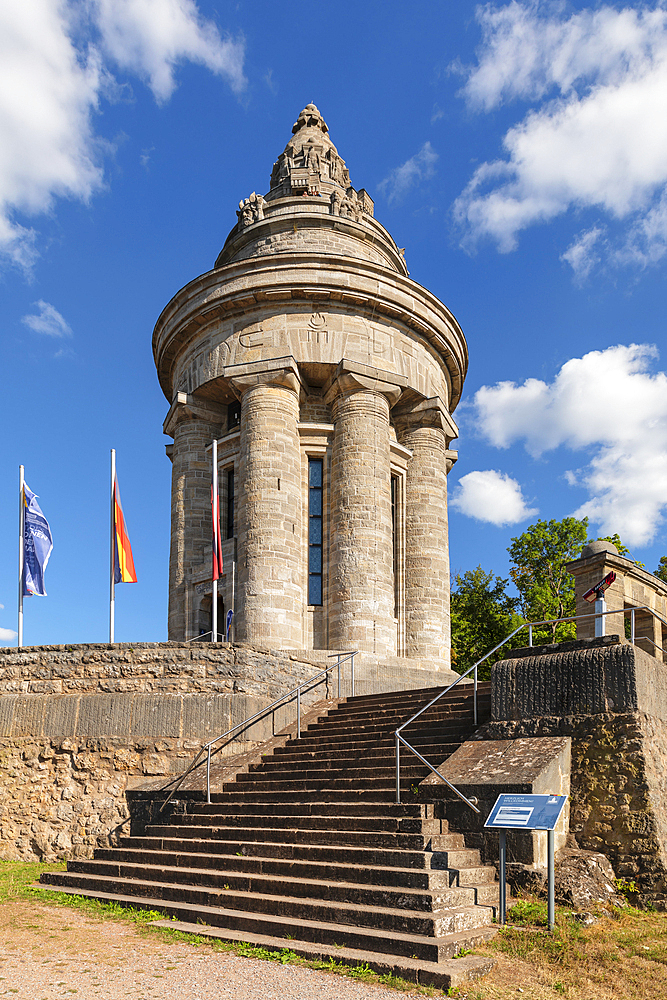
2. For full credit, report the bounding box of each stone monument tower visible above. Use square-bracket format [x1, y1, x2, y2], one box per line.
[153, 105, 467, 663]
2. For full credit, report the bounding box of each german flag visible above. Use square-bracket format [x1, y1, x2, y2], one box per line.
[113, 475, 137, 584]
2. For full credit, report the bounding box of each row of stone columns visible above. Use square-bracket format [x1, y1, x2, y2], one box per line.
[167, 365, 452, 660]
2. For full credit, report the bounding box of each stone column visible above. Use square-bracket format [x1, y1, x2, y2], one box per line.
[394, 398, 452, 662]
[325, 368, 401, 655]
[230, 360, 304, 648]
[163, 393, 225, 641]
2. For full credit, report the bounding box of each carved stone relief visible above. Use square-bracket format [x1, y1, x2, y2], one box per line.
[307, 312, 329, 345]
[237, 192, 265, 227]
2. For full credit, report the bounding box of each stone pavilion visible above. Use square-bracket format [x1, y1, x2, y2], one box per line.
[153, 105, 467, 664]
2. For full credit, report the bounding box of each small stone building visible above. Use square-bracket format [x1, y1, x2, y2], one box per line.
[567, 539, 667, 658]
[153, 105, 467, 663]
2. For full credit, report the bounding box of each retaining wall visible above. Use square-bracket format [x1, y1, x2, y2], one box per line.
[0, 641, 455, 861]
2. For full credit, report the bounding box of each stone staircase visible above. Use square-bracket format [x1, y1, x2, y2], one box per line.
[40, 682, 498, 988]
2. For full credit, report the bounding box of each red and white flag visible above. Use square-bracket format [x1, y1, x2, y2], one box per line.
[211, 482, 223, 581]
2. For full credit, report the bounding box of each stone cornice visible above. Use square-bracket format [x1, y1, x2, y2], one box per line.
[226, 356, 305, 399]
[323, 360, 407, 407]
[152, 254, 468, 411]
[162, 392, 226, 438]
[392, 396, 459, 442]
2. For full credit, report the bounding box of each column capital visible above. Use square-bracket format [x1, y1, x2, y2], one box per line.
[163, 392, 226, 438]
[226, 356, 305, 400]
[323, 360, 407, 407]
[392, 396, 459, 445]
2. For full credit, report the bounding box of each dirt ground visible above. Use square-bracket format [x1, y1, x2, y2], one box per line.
[0, 901, 417, 1000]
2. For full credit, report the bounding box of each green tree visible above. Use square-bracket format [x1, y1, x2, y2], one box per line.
[508, 517, 589, 642]
[450, 567, 522, 679]
[655, 556, 667, 584]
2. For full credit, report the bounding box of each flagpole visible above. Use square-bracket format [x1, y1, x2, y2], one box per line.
[110, 449, 115, 644]
[18, 465, 25, 648]
[212, 439, 218, 643]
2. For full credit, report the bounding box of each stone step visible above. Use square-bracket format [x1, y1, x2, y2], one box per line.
[220, 771, 430, 790]
[64, 859, 483, 911]
[36, 881, 494, 962]
[176, 812, 449, 835]
[233, 765, 426, 783]
[321, 704, 485, 727]
[301, 720, 474, 739]
[186, 799, 429, 818]
[141, 823, 466, 852]
[149, 918, 496, 991]
[337, 684, 489, 710]
[266, 742, 460, 765]
[92, 846, 463, 892]
[281, 727, 471, 749]
[205, 788, 405, 803]
[117, 834, 473, 871]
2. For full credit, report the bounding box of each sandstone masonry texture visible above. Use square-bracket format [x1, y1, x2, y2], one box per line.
[154, 105, 466, 662]
[485, 638, 667, 906]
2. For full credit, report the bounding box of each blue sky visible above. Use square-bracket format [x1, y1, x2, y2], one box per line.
[2, 0, 667, 645]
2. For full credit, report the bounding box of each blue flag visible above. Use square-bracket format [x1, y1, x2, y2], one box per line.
[23, 484, 53, 597]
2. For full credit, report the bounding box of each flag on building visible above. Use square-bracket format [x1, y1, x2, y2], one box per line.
[22, 484, 53, 597]
[113, 475, 137, 583]
[211, 483, 223, 581]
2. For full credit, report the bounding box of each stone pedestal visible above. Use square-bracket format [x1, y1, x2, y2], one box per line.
[326, 372, 399, 655]
[395, 400, 451, 660]
[231, 363, 304, 648]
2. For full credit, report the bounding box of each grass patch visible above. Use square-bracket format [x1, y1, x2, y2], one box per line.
[460, 895, 667, 999]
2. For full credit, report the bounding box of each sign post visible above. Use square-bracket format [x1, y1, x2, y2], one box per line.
[485, 793, 568, 931]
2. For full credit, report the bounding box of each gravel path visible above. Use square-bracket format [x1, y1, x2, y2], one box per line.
[1, 902, 420, 999]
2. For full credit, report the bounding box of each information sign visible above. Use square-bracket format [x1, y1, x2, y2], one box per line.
[485, 793, 567, 831]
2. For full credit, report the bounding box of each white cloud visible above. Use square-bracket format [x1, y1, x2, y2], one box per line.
[0, 0, 245, 272]
[451, 469, 538, 526]
[560, 226, 605, 282]
[22, 301, 73, 338]
[93, 0, 246, 102]
[0, 627, 17, 644]
[379, 142, 438, 205]
[470, 343, 667, 546]
[454, 3, 667, 270]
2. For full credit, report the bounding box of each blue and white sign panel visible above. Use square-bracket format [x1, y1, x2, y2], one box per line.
[484, 794, 567, 831]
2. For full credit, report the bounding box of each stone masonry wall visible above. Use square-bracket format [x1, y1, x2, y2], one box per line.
[0, 640, 457, 862]
[488, 637, 667, 906]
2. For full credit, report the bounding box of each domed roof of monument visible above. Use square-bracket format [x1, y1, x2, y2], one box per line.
[215, 102, 408, 274]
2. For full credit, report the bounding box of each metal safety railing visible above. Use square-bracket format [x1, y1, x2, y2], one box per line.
[395, 604, 667, 807]
[159, 651, 357, 809]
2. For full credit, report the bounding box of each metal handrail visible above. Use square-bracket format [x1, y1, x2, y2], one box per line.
[395, 604, 667, 806]
[159, 650, 357, 809]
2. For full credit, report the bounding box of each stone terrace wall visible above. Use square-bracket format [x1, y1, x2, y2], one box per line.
[0, 641, 454, 862]
[486, 637, 667, 906]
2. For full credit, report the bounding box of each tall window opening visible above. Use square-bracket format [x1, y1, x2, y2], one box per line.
[308, 459, 323, 606]
[391, 475, 399, 618]
[226, 469, 235, 539]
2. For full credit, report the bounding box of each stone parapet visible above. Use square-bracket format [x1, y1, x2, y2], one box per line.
[492, 636, 667, 722]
